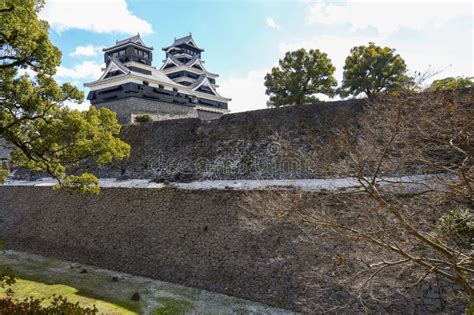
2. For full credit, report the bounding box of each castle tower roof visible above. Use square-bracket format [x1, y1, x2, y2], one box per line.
[101, 34, 153, 66]
[103, 34, 153, 52]
[162, 34, 204, 52]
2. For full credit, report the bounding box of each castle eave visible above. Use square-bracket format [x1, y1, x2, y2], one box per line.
[103, 42, 153, 53]
[162, 65, 218, 78]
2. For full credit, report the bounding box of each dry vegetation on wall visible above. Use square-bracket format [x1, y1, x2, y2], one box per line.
[241, 89, 473, 312]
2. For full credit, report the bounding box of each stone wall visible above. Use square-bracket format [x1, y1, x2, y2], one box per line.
[0, 186, 466, 313]
[81, 89, 474, 182]
[8, 89, 474, 181]
[196, 109, 223, 121]
[94, 97, 199, 124]
[76, 99, 366, 181]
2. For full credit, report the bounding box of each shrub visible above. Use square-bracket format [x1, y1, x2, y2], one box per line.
[436, 207, 474, 249]
[134, 114, 152, 123]
[430, 76, 474, 91]
[0, 295, 98, 314]
[1, 263, 97, 314]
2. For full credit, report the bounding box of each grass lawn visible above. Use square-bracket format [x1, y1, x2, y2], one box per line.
[2, 278, 138, 314]
[0, 250, 294, 315]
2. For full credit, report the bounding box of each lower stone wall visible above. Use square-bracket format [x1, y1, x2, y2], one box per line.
[0, 186, 466, 313]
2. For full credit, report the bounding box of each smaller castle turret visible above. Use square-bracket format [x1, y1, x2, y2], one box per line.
[103, 34, 153, 66]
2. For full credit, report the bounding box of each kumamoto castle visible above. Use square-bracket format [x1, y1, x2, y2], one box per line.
[85, 34, 231, 123]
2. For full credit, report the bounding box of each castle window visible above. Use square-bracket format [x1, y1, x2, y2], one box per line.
[143, 81, 149, 86]
[173, 87, 178, 92]
[159, 84, 164, 89]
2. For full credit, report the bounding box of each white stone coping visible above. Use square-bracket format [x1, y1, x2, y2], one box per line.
[1, 174, 452, 192]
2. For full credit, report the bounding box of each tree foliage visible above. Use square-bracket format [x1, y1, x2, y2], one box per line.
[0, 0, 130, 194]
[264, 48, 337, 107]
[0, 0, 59, 74]
[340, 42, 410, 98]
[430, 76, 474, 91]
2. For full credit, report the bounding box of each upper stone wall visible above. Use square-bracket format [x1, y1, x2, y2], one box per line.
[11, 88, 473, 181]
[79, 98, 365, 180]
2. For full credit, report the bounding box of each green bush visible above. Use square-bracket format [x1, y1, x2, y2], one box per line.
[436, 207, 474, 249]
[0, 266, 15, 297]
[430, 77, 474, 91]
[1, 263, 97, 314]
[0, 295, 98, 314]
[134, 114, 152, 123]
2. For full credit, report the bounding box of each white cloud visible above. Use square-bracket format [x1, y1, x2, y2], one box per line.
[70, 45, 105, 57]
[307, 1, 471, 35]
[40, 0, 153, 35]
[64, 99, 91, 111]
[219, 69, 270, 113]
[17, 68, 37, 78]
[266, 17, 281, 30]
[56, 61, 103, 80]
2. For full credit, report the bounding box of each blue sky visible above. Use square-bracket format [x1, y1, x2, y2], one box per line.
[39, 0, 473, 112]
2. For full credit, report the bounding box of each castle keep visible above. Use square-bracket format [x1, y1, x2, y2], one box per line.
[85, 34, 230, 123]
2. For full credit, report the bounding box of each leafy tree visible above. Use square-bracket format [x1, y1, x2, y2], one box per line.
[264, 48, 337, 107]
[340, 42, 410, 98]
[0, 0, 130, 194]
[430, 76, 474, 91]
